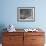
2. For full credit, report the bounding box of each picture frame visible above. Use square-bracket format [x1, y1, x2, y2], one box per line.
[17, 7, 35, 22]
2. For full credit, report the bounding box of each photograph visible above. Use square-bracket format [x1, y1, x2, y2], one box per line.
[17, 7, 35, 22]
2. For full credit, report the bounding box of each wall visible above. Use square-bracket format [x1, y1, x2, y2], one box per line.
[0, 0, 46, 30]
[0, 0, 46, 44]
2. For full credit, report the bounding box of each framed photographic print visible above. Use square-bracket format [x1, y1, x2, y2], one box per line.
[17, 7, 35, 22]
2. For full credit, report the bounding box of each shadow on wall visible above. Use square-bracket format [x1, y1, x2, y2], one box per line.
[0, 24, 7, 43]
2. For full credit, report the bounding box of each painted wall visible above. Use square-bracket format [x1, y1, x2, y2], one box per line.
[0, 0, 46, 31]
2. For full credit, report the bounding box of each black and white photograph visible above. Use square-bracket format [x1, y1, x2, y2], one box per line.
[17, 7, 35, 22]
